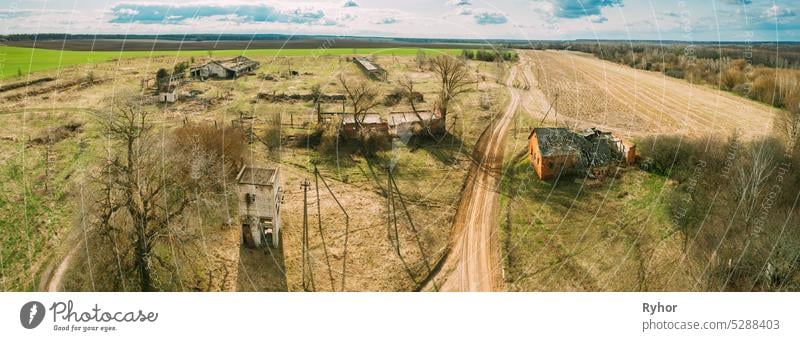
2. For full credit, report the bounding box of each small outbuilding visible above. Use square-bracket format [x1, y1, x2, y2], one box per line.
[236, 166, 282, 248]
[157, 84, 178, 103]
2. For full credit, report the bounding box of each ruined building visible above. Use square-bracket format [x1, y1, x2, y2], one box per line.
[236, 166, 282, 248]
[528, 127, 637, 180]
[191, 56, 260, 79]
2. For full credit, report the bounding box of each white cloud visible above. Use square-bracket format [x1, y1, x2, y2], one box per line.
[474, 11, 507, 25]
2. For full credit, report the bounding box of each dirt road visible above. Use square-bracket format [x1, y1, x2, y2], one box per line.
[424, 65, 522, 291]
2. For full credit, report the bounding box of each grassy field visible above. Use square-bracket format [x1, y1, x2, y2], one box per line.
[497, 153, 694, 291]
[0, 48, 506, 291]
[0, 45, 459, 80]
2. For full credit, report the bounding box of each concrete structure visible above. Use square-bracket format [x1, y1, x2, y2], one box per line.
[191, 56, 259, 79]
[352, 57, 387, 81]
[157, 84, 178, 103]
[236, 166, 282, 248]
[158, 90, 177, 103]
[388, 110, 445, 136]
[340, 113, 389, 138]
[528, 127, 636, 180]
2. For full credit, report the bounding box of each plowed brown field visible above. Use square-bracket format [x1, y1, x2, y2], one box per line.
[528, 50, 779, 138]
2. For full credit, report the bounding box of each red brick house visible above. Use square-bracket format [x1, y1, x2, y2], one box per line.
[528, 127, 637, 180]
[528, 128, 583, 180]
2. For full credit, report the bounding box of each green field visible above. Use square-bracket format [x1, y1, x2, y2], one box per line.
[0, 46, 458, 80]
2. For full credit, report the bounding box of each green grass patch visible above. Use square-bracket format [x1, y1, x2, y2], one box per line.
[0, 46, 459, 80]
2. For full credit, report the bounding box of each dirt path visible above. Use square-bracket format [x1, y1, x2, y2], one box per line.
[424, 64, 522, 291]
[45, 244, 78, 291]
[39, 223, 84, 292]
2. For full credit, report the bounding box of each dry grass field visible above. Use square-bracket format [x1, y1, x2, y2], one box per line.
[527, 50, 780, 138]
[495, 50, 791, 291]
[0, 49, 508, 291]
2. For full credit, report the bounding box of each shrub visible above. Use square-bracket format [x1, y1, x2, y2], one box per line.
[721, 67, 745, 90]
[359, 130, 390, 157]
[383, 87, 404, 106]
[172, 123, 247, 189]
[664, 69, 684, 79]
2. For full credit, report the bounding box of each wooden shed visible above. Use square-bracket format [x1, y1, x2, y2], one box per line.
[236, 166, 282, 248]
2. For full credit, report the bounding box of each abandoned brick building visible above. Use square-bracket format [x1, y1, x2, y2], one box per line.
[191, 56, 260, 79]
[236, 166, 282, 248]
[528, 127, 637, 180]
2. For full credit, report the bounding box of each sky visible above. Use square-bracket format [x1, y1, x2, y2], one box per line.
[0, 0, 798, 41]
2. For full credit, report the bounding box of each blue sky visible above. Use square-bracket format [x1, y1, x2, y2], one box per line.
[0, 0, 798, 41]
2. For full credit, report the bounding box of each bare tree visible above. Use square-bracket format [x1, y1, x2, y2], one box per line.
[430, 55, 473, 125]
[94, 101, 193, 291]
[398, 76, 431, 135]
[338, 73, 380, 129]
[398, 76, 419, 114]
[416, 49, 426, 70]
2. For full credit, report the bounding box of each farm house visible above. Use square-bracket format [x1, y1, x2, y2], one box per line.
[190, 56, 260, 79]
[352, 57, 387, 81]
[236, 166, 282, 248]
[528, 127, 637, 180]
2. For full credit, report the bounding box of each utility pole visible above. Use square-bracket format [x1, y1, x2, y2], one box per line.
[314, 165, 336, 291]
[316, 101, 322, 124]
[301, 179, 314, 291]
[386, 165, 392, 241]
[554, 93, 559, 127]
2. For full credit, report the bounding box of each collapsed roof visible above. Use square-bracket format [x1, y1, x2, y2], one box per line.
[531, 127, 629, 168]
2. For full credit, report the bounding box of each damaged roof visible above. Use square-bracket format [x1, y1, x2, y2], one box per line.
[531, 128, 584, 157]
[388, 111, 437, 126]
[353, 57, 379, 71]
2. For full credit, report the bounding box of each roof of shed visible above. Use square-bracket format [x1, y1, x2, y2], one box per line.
[206, 56, 259, 72]
[341, 114, 384, 125]
[388, 111, 436, 126]
[354, 57, 379, 71]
